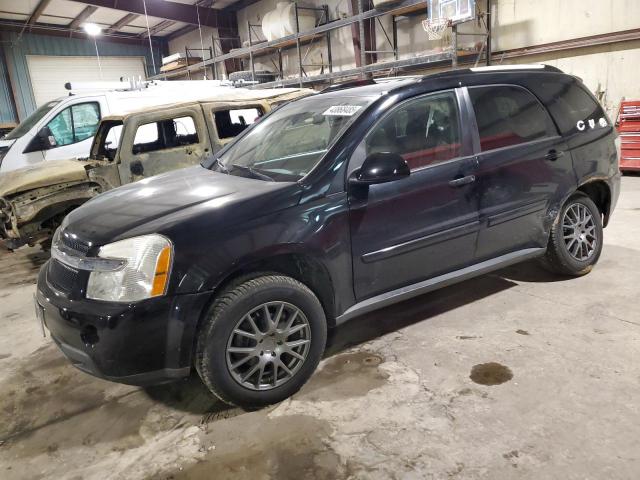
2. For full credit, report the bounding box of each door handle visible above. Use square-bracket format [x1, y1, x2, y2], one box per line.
[449, 175, 476, 187]
[545, 149, 565, 161]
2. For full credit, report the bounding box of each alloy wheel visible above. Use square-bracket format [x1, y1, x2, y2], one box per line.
[562, 203, 598, 261]
[225, 301, 311, 391]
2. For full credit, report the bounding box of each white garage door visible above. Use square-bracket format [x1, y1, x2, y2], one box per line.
[26, 55, 147, 106]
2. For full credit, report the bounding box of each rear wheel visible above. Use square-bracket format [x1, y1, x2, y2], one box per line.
[195, 275, 327, 408]
[541, 192, 603, 276]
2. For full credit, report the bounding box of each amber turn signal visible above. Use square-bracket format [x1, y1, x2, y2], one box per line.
[151, 246, 172, 297]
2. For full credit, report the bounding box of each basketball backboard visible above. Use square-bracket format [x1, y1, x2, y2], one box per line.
[428, 0, 476, 24]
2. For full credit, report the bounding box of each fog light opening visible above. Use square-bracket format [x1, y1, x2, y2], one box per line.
[80, 325, 99, 347]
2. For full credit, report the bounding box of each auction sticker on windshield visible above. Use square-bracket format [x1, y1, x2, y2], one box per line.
[323, 105, 362, 116]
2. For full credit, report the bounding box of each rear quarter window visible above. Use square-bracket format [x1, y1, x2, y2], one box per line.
[537, 80, 606, 135]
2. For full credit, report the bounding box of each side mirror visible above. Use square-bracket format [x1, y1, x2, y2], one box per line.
[130, 160, 144, 176]
[38, 126, 57, 148]
[349, 152, 410, 186]
[23, 127, 56, 154]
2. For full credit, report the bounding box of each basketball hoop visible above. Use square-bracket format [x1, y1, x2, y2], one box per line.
[422, 17, 451, 40]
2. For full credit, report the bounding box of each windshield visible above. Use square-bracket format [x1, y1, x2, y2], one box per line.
[211, 95, 373, 182]
[4, 100, 61, 140]
[91, 120, 123, 161]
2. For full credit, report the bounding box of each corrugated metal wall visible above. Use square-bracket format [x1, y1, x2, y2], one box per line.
[0, 31, 164, 123]
[0, 45, 17, 125]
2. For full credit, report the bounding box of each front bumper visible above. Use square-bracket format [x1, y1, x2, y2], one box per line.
[36, 261, 212, 385]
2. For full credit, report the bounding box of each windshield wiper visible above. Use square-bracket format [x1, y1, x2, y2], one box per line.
[230, 163, 275, 182]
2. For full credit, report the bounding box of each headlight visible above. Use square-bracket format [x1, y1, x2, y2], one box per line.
[86, 234, 173, 302]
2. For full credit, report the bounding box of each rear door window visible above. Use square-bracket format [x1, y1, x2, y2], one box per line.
[469, 85, 553, 151]
[132, 116, 199, 154]
[214, 107, 263, 139]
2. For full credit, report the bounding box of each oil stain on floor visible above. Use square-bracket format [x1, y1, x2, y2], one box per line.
[469, 362, 513, 386]
[298, 351, 388, 401]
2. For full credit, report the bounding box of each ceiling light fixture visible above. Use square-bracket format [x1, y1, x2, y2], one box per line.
[83, 22, 102, 37]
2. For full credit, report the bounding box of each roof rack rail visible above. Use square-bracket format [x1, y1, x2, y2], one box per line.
[320, 79, 377, 93]
[419, 64, 563, 82]
[469, 64, 562, 73]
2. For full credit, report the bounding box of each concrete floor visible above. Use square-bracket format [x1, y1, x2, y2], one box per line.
[1, 177, 639, 480]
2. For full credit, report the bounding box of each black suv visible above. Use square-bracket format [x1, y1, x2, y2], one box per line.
[36, 65, 620, 408]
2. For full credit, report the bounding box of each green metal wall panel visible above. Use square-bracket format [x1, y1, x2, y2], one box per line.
[0, 31, 164, 122]
[0, 45, 17, 124]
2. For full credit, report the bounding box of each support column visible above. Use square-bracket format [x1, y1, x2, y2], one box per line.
[451, 24, 458, 68]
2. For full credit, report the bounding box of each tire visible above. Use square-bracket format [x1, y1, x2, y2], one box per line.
[541, 192, 603, 276]
[195, 274, 327, 408]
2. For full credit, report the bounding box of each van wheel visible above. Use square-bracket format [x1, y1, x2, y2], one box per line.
[195, 275, 327, 409]
[541, 192, 603, 276]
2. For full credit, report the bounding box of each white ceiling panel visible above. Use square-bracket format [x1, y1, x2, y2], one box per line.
[118, 25, 145, 34]
[128, 15, 165, 28]
[88, 7, 131, 25]
[38, 14, 75, 25]
[0, 12, 29, 21]
[0, 0, 33, 15]
[44, 0, 86, 18]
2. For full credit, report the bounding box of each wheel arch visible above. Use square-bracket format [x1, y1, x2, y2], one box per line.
[193, 250, 337, 338]
[576, 179, 612, 227]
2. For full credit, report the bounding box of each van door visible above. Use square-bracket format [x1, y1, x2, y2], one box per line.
[467, 85, 574, 261]
[118, 105, 210, 183]
[40, 96, 106, 161]
[203, 101, 267, 153]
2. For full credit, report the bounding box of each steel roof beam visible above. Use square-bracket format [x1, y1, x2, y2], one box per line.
[105, 12, 140, 34]
[68, 5, 98, 30]
[140, 20, 175, 38]
[27, 0, 53, 25]
[67, 0, 234, 28]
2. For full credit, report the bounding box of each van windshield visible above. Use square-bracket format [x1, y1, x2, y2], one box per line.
[208, 95, 373, 182]
[3, 100, 61, 140]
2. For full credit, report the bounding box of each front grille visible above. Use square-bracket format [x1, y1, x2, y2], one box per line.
[48, 259, 79, 293]
[60, 232, 90, 255]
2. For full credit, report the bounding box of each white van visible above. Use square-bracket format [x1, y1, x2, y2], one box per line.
[0, 80, 236, 173]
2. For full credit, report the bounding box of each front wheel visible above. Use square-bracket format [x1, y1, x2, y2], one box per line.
[195, 275, 327, 408]
[541, 192, 603, 276]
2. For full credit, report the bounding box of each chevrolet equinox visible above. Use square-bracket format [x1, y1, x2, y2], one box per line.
[36, 65, 621, 408]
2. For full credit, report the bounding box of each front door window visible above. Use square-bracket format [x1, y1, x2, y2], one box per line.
[365, 92, 462, 171]
[45, 102, 101, 147]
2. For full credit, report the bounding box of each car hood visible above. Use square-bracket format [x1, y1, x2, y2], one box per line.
[64, 166, 302, 247]
[0, 159, 89, 197]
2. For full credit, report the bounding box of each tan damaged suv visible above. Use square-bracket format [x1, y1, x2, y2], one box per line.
[0, 87, 312, 250]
